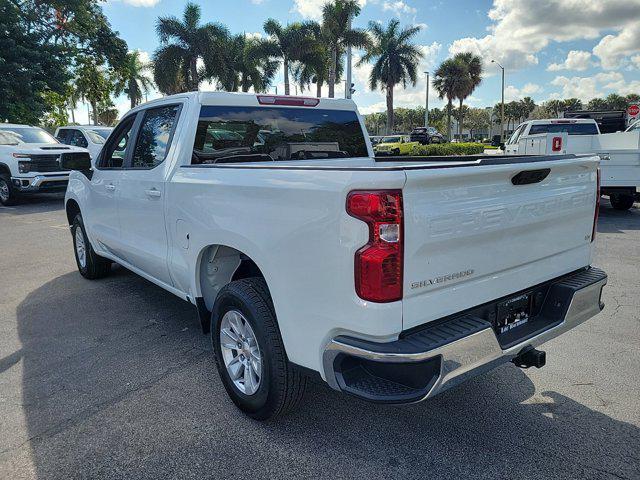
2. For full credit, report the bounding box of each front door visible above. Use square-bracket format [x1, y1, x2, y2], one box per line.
[85, 115, 137, 258]
[117, 104, 181, 286]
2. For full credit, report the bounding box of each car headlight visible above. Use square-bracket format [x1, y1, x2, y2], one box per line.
[18, 161, 31, 173]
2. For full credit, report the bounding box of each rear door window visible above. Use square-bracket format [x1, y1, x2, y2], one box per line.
[192, 106, 368, 164]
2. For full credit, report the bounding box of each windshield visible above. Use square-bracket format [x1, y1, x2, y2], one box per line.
[192, 106, 367, 163]
[90, 128, 112, 140]
[86, 130, 107, 144]
[627, 121, 640, 132]
[529, 123, 599, 135]
[0, 127, 58, 144]
[382, 136, 401, 143]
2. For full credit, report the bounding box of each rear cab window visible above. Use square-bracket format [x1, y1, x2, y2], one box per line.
[528, 123, 599, 136]
[191, 106, 368, 164]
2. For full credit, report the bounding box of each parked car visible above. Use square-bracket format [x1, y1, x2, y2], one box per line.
[63, 92, 607, 420]
[504, 118, 639, 210]
[409, 126, 445, 145]
[0, 124, 89, 205]
[369, 135, 385, 146]
[55, 125, 113, 160]
[373, 135, 419, 155]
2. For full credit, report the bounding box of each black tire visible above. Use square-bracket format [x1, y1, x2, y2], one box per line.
[393, 148, 401, 156]
[0, 173, 20, 206]
[212, 278, 306, 420]
[71, 213, 111, 279]
[610, 194, 635, 211]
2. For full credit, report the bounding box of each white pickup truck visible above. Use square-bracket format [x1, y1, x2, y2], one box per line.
[63, 92, 607, 420]
[0, 124, 89, 206]
[504, 119, 640, 210]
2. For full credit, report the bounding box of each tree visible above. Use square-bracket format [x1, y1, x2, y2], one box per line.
[563, 98, 583, 112]
[433, 59, 467, 141]
[115, 51, 154, 109]
[321, 0, 370, 98]
[604, 93, 628, 110]
[464, 108, 491, 140]
[626, 94, 640, 104]
[0, 0, 126, 124]
[74, 56, 114, 125]
[587, 98, 609, 111]
[293, 23, 343, 98]
[153, 2, 228, 93]
[358, 19, 423, 133]
[543, 99, 564, 117]
[220, 34, 279, 93]
[519, 96, 536, 120]
[452, 52, 483, 138]
[263, 19, 316, 95]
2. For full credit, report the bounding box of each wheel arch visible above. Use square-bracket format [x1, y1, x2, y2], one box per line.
[194, 243, 271, 333]
[0, 163, 11, 176]
[65, 198, 81, 225]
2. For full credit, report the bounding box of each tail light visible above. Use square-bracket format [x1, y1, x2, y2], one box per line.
[347, 190, 403, 302]
[257, 95, 320, 107]
[592, 168, 600, 242]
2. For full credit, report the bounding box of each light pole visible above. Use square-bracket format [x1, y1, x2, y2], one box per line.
[424, 71, 430, 127]
[491, 59, 505, 144]
[345, 18, 353, 99]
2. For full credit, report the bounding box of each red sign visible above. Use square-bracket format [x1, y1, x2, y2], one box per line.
[552, 136, 562, 152]
[629, 104, 640, 117]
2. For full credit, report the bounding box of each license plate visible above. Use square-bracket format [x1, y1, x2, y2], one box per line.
[496, 293, 532, 335]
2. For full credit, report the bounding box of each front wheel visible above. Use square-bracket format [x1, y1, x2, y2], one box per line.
[71, 214, 111, 279]
[610, 194, 635, 211]
[212, 278, 306, 420]
[393, 148, 401, 156]
[0, 174, 20, 206]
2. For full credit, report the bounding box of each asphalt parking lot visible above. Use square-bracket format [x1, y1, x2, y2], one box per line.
[0, 194, 639, 479]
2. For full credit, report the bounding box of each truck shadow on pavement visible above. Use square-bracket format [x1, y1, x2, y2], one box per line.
[13, 269, 640, 479]
[0, 194, 65, 216]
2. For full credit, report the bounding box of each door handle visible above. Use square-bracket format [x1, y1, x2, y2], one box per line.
[105, 184, 116, 192]
[145, 188, 162, 198]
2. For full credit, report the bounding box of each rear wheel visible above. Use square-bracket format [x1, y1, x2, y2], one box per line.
[71, 214, 111, 279]
[212, 278, 306, 420]
[0, 174, 20, 206]
[393, 148, 401, 156]
[610, 194, 635, 211]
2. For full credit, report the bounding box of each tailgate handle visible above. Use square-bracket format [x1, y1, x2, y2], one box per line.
[511, 168, 550, 185]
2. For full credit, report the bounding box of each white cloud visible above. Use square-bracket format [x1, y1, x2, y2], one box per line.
[251, 0, 266, 4]
[548, 72, 640, 101]
[382, 1, 417, 15]
[547, 50, 593, 72]
[593, 24, 640, 69]
[449, 0, 640, 71]
[504, 83, 542, 101]
[292, 0, 367, 19]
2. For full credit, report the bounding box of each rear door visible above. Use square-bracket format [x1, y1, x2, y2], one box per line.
[117, 104, 181, 285]
[401, 156, 599, 330]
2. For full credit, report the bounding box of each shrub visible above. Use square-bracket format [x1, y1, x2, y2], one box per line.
[410, 142, 487, 156]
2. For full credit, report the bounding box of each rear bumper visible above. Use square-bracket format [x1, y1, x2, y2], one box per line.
[322, 267, 607, 404]
[11, 175, 69, 193]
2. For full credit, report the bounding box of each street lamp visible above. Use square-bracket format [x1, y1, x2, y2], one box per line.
[491, 59, 505, 145]
[424, 71, 430, 127]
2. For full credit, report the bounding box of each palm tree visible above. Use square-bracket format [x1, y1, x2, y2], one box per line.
[220, 34, 279, 93]
[321, 0, 369, 98]
[115, 51, 154, 109]
[153, 2, 228, 93]
[263, 20, 316, 95]
[452, 52, 482, 138]
[433, 58, 467, 141]
[358, 19, 423, 133]
[293, 23, 344, 98]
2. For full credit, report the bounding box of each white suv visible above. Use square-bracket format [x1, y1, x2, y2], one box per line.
[55, 125, 113, 160]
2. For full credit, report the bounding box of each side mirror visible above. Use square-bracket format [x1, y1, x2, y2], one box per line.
[61, 151, 92, 178]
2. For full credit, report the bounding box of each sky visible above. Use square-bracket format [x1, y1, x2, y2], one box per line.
[78, 0, 640, 122]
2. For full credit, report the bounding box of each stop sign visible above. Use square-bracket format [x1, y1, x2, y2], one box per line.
[629, 104, 640, 117]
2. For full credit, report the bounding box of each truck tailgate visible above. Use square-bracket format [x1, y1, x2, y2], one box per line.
[401, 155, 599, 330]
